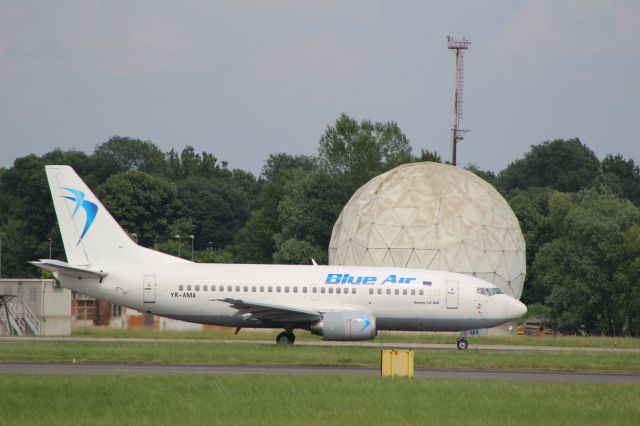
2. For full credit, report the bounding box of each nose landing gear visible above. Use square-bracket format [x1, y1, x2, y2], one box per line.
[456, 338, 468, 350]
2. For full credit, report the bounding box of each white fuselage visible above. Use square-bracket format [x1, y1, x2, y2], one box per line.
[58, 263, 524, 332]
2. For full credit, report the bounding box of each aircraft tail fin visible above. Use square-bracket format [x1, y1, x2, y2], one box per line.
[45, 165, 188, 266]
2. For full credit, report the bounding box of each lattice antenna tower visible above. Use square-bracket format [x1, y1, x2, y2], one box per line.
[447, 36, 470, 166]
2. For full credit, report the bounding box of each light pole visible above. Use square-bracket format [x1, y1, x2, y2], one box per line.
[48, 238, 52, 259]
[131, 233, 138, 244]
[175, 235, 181, 258]
[190, 235, 194, 261]
[208, 241, 213, 251]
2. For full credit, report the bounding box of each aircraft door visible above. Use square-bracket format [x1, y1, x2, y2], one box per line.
[446, 280, 459, 309]
[143, 275, 156, 303]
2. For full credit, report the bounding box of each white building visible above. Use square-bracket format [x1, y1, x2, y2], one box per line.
[0, 278, 72, 336]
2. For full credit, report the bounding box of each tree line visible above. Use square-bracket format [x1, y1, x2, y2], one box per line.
[1, 114, 639, 336]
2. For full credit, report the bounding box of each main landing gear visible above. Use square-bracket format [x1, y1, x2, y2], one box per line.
[456, 338, 469, 351]
[276, 330, 296, 345]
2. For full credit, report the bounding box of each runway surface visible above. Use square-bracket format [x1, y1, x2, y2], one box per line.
[1, 362, 639, 383]
[1, 336, 638, 353]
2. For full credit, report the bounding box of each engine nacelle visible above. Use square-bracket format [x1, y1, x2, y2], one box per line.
[310, 310, 377, 341]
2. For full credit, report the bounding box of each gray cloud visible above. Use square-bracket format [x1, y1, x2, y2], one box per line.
[1, 0, 638, 174]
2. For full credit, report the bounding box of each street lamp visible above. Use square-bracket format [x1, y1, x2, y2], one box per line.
[175, 235, 181, 258]
[189, 235, 194, 261]
[208, 241, 213, 251]
[48, 238, 52, 259]
[131, 233, 138, 244]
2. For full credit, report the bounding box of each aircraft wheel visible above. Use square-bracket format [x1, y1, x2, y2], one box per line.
[276, 331, 296, 345]
[456, 338, 468, 351]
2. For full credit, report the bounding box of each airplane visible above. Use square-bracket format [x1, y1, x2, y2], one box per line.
[32, 165, 527, 350]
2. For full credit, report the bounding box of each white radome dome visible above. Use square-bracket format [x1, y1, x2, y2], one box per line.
[328, 162, 526, 299]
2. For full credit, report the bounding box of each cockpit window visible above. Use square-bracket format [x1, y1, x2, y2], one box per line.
[477, 287, 504, 296]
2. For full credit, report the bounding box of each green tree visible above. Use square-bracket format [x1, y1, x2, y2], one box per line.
[318, 114, 412, 195]
[273, 238, 327, 265]
[232, 153, 315, 263]
[464, 163, 496, 185]
[496, 138, 600, 193]
[273, 171, 343, 264]
[93, 136, 166, 180]
[164, 146, 237, 182]
[599, 154, 640, 206]
[417, 148, 442, 163]
[0, 219, 39, 277]
[531, 189, 640, 335]
[178, 177, 250, 250]
[507, 188, 560, 304]
[614, 225, 640, 335]
[97, 171, 193, 247]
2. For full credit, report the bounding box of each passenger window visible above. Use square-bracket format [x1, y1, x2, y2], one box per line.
[187, 285, 192, 291]
[369, 288, 374, 295]
[211, 285, 216, 291]
[386, 289, 391, 295]
[276, 286, 281, 293]
[260, 286, 264, 292]
[268, 286, 273, 293]
[235, 286, 240, 292]
[328, 287, 334, 294]
[219, 286, 224, 292]
[411, 289, 415, 295]
[419, 289, 424, 295]
[179, 285, 184, 291]
[243, 286, 248, 292]
[321, 288, 326, 294]
[303, 287, 307, 293]
[252, 286, 256, 292]
[395, 289, 399, 295]
[227, 285, 232, 292]
[293, 287, 298, 293]
[285, 286, 290, 293]
[403, 289, 407, 295]
[195, 285, 200, 291]
[352, 288, 356, 294]
[312, 287, 317, 293]
[203, 285, 208, 291]
[377, 288, 382, 295]
[336, 287, 341, 294]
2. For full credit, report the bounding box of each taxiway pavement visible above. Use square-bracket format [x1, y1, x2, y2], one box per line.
[1, 362, 639, 383]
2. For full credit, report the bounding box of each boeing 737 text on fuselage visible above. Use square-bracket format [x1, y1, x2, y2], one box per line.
[32, 166, 527, 349]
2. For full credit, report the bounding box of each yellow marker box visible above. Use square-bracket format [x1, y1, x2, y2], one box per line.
[381, 349, 414, 378]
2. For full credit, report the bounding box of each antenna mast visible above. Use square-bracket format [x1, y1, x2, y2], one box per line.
[447, 36, 470, 166]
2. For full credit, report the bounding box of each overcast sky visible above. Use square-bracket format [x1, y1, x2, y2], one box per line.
[1, 1, 638, 175]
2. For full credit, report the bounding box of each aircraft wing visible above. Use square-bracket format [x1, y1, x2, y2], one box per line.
[211, 298, 321, 324]
[30, 259, 108, 279]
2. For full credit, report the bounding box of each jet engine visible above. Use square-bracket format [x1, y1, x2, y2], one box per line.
[310, 310, 377, 341]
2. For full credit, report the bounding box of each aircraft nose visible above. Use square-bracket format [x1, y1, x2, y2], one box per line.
[507, 297, 527, 319]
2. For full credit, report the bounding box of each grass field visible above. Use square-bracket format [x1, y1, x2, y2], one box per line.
[1, 375, 639, 425]
[1, 341, 639, 373]
[71, 326, 640, 349]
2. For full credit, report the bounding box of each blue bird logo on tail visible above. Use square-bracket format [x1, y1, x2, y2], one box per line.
[62, 187, 98, 246]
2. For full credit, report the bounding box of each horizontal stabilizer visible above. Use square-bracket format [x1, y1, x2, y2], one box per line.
[30, 259, 108, 279]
